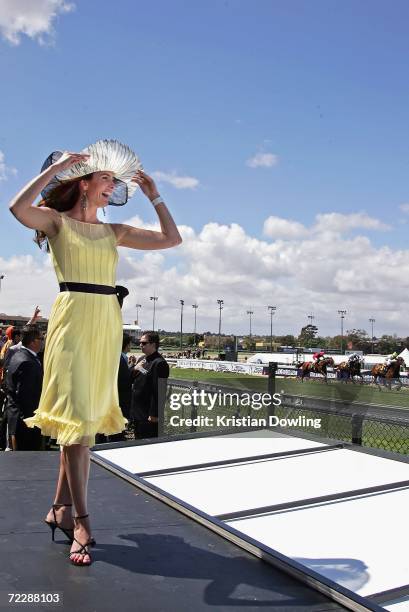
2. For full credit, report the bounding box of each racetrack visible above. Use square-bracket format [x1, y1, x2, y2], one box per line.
[169, 367, 409, 410]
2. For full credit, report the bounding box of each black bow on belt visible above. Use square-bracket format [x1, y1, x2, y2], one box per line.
[59, 282, 129, 309]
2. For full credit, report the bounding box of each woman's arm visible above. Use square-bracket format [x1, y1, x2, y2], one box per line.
[9, 151, 89, 236]
[113, 171, 182, 250]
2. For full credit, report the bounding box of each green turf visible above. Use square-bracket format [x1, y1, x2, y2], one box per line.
[165, 369, 409, 455]
[169, 367, 409, 410]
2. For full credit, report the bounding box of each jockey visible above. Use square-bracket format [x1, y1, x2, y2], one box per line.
[347, 352, 361, 365]
[385, 351, 398, 369]
[313, 350, 325, 364]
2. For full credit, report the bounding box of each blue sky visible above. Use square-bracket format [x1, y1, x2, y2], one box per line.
[1, 0, 409, 337]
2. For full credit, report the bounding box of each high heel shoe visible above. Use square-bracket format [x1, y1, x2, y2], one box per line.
[44, 503, 74, 543]
[45, 504, 96, 546]
[69, 514, 93, 566]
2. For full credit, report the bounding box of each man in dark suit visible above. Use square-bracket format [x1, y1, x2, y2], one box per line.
[0, 327, 22, 450]
[5, 326, 44, 451]
[118, 334, 133, 420]
[95, 333, 134, 444]
[131, 331, 169, 439]
[109, 333, 133, 443]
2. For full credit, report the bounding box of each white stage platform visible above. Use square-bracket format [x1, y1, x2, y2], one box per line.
[92, 429, 409, 611]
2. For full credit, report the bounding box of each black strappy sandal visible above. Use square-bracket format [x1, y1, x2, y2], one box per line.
[45, 504, 95, 546]
[69, 514, 93, 566]
[44, 503, 74, 542]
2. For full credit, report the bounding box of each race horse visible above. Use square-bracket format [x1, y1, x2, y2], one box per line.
[298, 357, 335, 383]
[334, 360, 363, 384]
[371, 357, 405, 390]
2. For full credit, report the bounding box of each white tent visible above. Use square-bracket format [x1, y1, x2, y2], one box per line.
[398, 347, 409, 365]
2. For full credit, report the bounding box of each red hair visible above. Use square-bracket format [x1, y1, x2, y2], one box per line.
[35, 173, 94, 250]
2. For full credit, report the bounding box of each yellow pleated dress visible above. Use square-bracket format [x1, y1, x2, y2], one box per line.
[24, 214, 128, 446]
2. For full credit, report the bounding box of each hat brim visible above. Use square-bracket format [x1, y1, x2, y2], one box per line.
[40, 140, 142, 206]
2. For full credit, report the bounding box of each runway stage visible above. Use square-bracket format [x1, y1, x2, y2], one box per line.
[1, 447, 346, 612]
[93, 429, 409, 612]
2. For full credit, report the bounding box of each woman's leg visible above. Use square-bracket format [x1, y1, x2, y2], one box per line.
[52, 448, 72, 503]
[45, 449, 73, 529]
[63, 444, 92, 564]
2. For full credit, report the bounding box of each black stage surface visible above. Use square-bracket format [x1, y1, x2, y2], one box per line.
[0, 451, 347, 612]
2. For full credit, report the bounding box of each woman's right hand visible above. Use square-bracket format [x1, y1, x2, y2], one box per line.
[9, 151, 90, 233]
[51, 151, 90, 173]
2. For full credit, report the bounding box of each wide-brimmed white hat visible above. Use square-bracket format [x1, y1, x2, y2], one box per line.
[40, 139, 143, 206]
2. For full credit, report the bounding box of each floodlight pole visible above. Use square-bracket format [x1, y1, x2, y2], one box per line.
[180, 300, 184, 349]
[150, 296, 158, 331]
[268, 306, 276, 352]
[135, 304, 141, 326]
[246, 309, 253, 338]
[217, 299, 224, 354]
[192, 304, 198, 344]
[369, 318, 375, 353]
[338, 310, 347, 354]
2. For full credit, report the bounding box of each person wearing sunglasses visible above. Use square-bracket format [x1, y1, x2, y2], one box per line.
[130, 331, 169, 440]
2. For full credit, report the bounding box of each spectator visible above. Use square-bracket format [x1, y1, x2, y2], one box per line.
[130, 331, 169, 439]
[98, 334, 134, 443]
[0, 326, 15, 360]
[0, 327, 22, 451]
[5, 326, 44, 451]
[117, 334, 133, 422]
[0, 325, 7, 350]
[1, 307, 41, 377]
[1, 328, 22, 381]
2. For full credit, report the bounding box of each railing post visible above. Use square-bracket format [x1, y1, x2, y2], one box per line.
[158, 380, 169, 438]
[190, 380, 198, 433]
[351, 414, 363, 445]
[267, 362, 277, 418]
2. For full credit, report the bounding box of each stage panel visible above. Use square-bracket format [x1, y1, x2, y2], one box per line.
[94, 429, 326, 474]
[93, 430, 409, 610]
[227, 488, 409, 599]
[384, 598, 409, 611]
[144, 448, 409, 516]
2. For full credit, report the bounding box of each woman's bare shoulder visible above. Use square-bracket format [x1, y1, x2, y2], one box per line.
[43, 208, 63, 239]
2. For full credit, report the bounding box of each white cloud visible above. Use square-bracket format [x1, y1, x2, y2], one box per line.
[0, 253, 57, 316]
[263, 212, 389, 241]
[399, 203, 409, 214]
[2, 212, 409, 337]
[0, 0, 74, 46]
[263, 216, 307, 240]
[151, 171, 199, 190]
[246, 152, 278, 168]
[0, 150, 17, 181]
[313, 212, 391, 233]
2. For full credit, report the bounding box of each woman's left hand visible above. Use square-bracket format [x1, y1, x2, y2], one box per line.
[131, 170, 160, 202]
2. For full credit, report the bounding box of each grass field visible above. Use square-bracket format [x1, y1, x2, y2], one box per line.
[169, 367, 409, 410]
[164, 367, 409, 455]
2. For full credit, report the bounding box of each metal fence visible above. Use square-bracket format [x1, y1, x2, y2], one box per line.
[165, 373, 409, 456]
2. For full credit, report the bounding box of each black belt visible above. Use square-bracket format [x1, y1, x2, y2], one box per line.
[59, 282, 129, 308]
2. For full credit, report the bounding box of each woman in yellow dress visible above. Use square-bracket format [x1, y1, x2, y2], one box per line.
[9, 139, 182, 566]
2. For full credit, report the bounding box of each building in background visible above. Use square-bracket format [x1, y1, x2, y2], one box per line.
[122, 323, 142, 346]
[0, 313, 48, 334]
